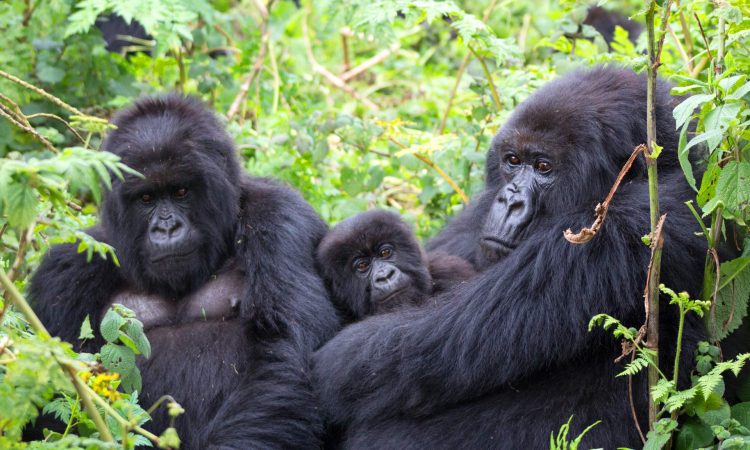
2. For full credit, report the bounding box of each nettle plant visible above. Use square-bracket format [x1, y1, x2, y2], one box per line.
[586, 2, 750, 449]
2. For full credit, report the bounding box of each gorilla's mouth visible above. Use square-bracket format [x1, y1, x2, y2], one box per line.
[375, 286, 410, 305]
[150, 249, 198, 264]
[480, 236, 517, 254]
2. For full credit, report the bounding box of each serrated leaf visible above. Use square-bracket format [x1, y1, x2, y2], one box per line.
[697, 153, 720, 206]
[674, 418, 714, 450]
[123, 320, 151, 358]
[4, 180, 38, 228]
[703, 161, 750, 225]
[119, 365, 142, 393]
[78, 315, 94, 340]
[100, 308, 126, 343]
[100, 343, 136, 377]
[732, 402, 750, 430]
[678, 123, 696, 191]
[673, 94, 715, 130]
[697, 398, 731, 427]
[707, 257, 750, 341]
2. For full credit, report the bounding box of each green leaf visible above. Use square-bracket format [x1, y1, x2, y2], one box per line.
[119, 365, 142, 393]
[697, 152, 720, 206]
[673, 94, 715, 130]
[731, 402, 750, 430]
[674, 417, 714, 450]
[100, 343, 136, 377]
[100, 308, 126, 343]
[678, 124, 696, 191]
[697, 399, 731, 427]
[123, 320, 151, 358]
[706, 257, 750, 341]
[702, 161, 750, 225]
[78, 315, 94, 341]
[3, 177, 38, 228]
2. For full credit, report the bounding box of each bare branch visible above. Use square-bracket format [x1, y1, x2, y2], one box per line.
[564, 145, 645, 244]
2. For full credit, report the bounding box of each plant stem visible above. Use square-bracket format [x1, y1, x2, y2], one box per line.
[468, 45, 501, 111]
[645, 0, 667, 429]
[0, 268, 115, 443]
[673, 304, 686, 385]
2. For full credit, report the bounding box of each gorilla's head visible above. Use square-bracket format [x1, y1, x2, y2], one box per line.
[316, 210, 432, 320]
[478, 67, 680, 264]
[101, 94, 241, 296]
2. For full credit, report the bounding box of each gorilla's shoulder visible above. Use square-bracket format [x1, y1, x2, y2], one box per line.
[238, 175, 327, 238]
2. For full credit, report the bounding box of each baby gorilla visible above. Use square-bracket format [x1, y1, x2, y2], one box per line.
[317, 210, 476, 321]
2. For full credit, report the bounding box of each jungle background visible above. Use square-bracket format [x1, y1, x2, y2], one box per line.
[0, 0, 749, 448]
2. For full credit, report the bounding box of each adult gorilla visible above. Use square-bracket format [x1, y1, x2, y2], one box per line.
[313, 67, 706, 448]
[30, 95, 339, 448]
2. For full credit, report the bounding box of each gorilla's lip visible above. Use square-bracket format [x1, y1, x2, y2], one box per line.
[376, 287, 410, 304]
[150, 249, 198, 263]
[480, 236, 517, 252]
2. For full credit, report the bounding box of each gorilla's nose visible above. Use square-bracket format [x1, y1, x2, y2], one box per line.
[374, 267, 396, 286]
[150, 216, 186, 243]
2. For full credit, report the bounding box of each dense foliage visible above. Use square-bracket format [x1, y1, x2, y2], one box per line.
[0, 0, 748, 448]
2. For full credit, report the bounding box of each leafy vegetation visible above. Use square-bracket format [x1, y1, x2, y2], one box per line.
[0, 0, 748, 448]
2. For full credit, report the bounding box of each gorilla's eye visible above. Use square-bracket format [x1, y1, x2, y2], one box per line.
[378, 246, 393, 258]
[174, 188, 188, 198]
[535, 160, 552, 174]
[354, 258, 371, 273]
[505, 154, 521, 166]
[141, 193, 153, 203]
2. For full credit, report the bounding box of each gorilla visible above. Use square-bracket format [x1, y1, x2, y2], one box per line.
[29, 95, 339, 448]
[316, 210, 476, 321]
[583, 6, 643, 47]
[312, 67, 707, 448]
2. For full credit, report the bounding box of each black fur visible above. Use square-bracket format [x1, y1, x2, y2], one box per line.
[29, 95, 339, 448]
[584, 6, 643, 47]
[313, 67, 706, 448]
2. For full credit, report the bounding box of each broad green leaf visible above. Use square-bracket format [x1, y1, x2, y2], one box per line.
[697, 152, 720, 206]
[100, 343, 136, 377]
[701, 161, 750, 224]
[674, 418, 714, 450]
[707, 257, 750, 341]
[697, 399, 731, 427]
[4, 181, 38, 228]
[732, 402, 750, 430]
[673, 94, 715, 130]
[124, 320, 151, 358]
[100, 308, 126, 343]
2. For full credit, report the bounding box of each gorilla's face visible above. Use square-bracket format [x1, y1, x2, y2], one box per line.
[102, 95, 241, 296]
[479, 127, 561, 263]
[318, 210, 432, 320]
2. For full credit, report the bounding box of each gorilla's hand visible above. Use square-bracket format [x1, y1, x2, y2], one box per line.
[236, 177, 338, 348]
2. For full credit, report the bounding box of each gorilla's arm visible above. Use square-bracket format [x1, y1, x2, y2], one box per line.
[29, 227, 124, 349]
[427, 251, 478, 293]
[236, 176, 339, 348]
[314, 175, 705, 426]
[204, 340, 323, 448]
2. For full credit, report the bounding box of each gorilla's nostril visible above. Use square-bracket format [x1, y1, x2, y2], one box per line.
[508, 202, 525, 216]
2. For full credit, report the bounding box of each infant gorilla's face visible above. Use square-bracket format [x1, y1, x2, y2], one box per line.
[350, 241, 425, 314]
[317, 210, 433, 320]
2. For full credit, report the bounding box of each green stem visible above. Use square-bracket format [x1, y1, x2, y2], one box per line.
[468, 45, 501, 111]
[0, 268, 115, 442]
[645, 0, 663, 429]
[673, 305, 686, 385]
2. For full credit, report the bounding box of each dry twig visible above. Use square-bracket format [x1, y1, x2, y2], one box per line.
[564, 145, 646, 244]
[226, 0, 274, 121]
[301, 11, 379, 111]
